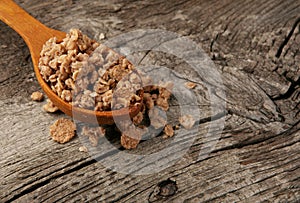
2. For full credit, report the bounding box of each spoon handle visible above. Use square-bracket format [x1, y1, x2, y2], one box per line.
[0, 0, 47, 45]
[0, 0, 64, 57]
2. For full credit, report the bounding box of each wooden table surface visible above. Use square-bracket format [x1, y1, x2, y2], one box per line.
[0, 0, 299, 202]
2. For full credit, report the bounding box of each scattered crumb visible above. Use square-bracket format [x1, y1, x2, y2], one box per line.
[174, 124, 180, 130]
[81, 126, 106, 137]
[184, 82, 197, 89]
[81, 125, 106, 147]
[50, 118, 76, 143]
[121, 134, 141, 150]
[120, 124, 143, 149]
[99, 33, 105, 40]
[163, 124, 174, 138]
[79, 146, 88, 152]
[31, 91, 44, 101]
[43, 99, 59, 113]
[179, 115, 195, 129]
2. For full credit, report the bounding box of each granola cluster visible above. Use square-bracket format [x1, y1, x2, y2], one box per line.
[31, 91, 44, 101]
[80, 125, 106, 147]
[76, 77, 175, 149]
[118, 78, 198, 149]
[118, 80, 174, 149]
[43, 99, 59, 113]
[39, 29, 140, 111]
[50, 118, 76, 144]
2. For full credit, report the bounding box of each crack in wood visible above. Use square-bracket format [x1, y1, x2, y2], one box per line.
[148, 178, 177, 202]
[6, 159, 97, 203]
[275, 17, 300, 58]
[273, 77, 300, 101]
[214, 118, 300, 154]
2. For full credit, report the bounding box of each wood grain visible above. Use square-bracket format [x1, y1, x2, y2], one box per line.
[0, 0, 299, 202]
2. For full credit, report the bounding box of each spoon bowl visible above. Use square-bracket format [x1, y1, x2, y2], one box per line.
[0, 0, 142, 124]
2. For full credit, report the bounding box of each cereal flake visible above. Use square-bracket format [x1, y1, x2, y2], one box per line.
[50, 118, 76, 143]
[121, 134, 141, 150]
[163, 124, 174, 138]
[31, 91, 44, 102]
[43, 99, 59, 113]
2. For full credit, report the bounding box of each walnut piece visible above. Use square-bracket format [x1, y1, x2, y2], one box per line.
[49, 118, 76, 144]
[31, 91, 44, 102]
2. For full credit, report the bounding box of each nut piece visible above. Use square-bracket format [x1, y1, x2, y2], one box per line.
[163, 124, 174, 138]
[179, 115, 195, 129]
[184, 82, 197, 89]
[120, 124, 143, 149]
[31, 91, 44, 101]
[99, 33, 105, 40]
[50, 118, 76, 143]
[79, 146, 88, 152]
[174, 124, 180, 130]
[121, 134, 141, 150]
[43, 99, 59, 113]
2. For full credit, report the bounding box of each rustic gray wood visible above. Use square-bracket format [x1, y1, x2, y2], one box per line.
[0, 0, 299, 202]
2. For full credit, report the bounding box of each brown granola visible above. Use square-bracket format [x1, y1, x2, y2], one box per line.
[132, 111, 144, 125]
[81, 125, 106, 147]
[43, 99, 59, 113]
[31, 91, 44, 101]
[39, 29, 141, 112]
[49, 118, 76, 143]
[163, 124, 174, 138]
[39, 29, 186, 150]
[121, 133, 141, 150]
[118, 81, 174, 149]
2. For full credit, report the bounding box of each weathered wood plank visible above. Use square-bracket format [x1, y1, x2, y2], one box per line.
[0, 0, 299, 202]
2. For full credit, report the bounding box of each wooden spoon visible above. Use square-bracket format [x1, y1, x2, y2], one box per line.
[0, 0, 142, 124]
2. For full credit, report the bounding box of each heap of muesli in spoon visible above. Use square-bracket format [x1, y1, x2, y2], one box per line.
[31, 29, 196, 149]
